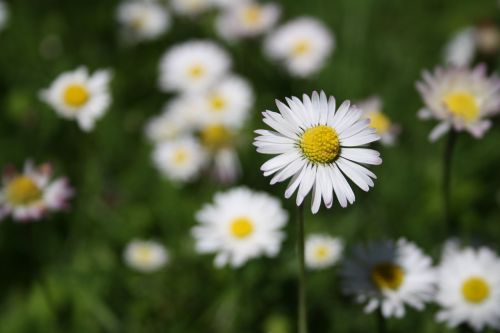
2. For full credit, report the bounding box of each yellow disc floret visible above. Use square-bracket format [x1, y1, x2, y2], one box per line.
[201, 124, 232, 151]
[209, 94, 226, 111]
[6, 176, 43, 206]
[173, 149, 188, 165]
[462, 276, 490, 304]
[63, 84, 89, 108]
[230, 217, 254, 239]
[443, 91, 479, 122]
[242, 5, 262, 25]
[299, 125, 340, 164]
[187, 64, 205, 79]
[135, 246, 153, 264]
[368, 111, 391, 134]
[371, 262, 405, 291]
[292, 39, 311, 56]
[314, 245, 329, 259]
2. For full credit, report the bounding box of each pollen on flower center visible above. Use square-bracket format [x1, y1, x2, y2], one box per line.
[368, 111, 391, 134]
[187, 64, 205, 79]
[292, 39, 311, 56]
[230, 217, 254, 239]
[201, 124, 232, 150]
[209, 94, 226, 111]
[135, 246, 153, 263]
[63, 84, 89, 108]
[371, 262, 405, 290]
[242, 5, 262, 25]
[443, 91, 479, 122]
[314, 246, 329, 259]
[299, 125, 340, 164]
[462, 276, 490, 303]
[6, 176, 43, 205]
[173, 149, 188, 164]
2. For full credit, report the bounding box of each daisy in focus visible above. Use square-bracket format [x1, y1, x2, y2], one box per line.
[0, 0, 8, 31]
[124, 239, 169, 273]
[116, 0, 170, 42]
[170, 0, 212, 16]
[416, 64, 500, 141]
[264, 17, 334, 77]
[40, 67, 112, 132]
[436, 244, 500, 331]
[305, 234, 343, 270]
[254, 91, 381, 214]
[192, 187, 288, 268]
[341, 239, 436, 318]
[0, 161, 73, 222]
[357, 96, 400, 146]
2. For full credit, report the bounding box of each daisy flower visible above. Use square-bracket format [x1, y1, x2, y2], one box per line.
[436, 244, 500, 331]
[159, 40, 231, 93]
[0, 1, 8, 31]
[170, 0, 212, 16]
[253, 91, 382, 214]
[40, 67, 112, 132]
[443, 27, 476, 68]
[357, 96, 400, 146]
[124, 239, 169, 273]
[116, 0, 170, 42]
[476, 22, 500, 55]
[264, 17, 334, 77]
[192, 187, 288, 268]
[341, 239, 436, 318]
[416, 64, 500, 141]
[0, 161, 73, 222]
[305, 234, 343, 270]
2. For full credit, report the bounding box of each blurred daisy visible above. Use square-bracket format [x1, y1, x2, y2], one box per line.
[436, 245, 500, 331]
[192, 187, 288, 268]
[443, 27, 476, 67]
[159, 40, 231, 93]
[116, 0, 170, 42]
[152, 136, 207, 183]
[254, 91, 381, 214]
[476, 22, 500, 55]
[40, 67, 112, 132]
[357, 96, 400, 146]
[305, 234, 343, 270]
[341, 239, 436, 318]
[124, 239, 169, 273]
[417, 64, 500, 141]
[0, 1, 8, 31]
[0, 161, 73, 222]
[170, 0, 212, 16]
[264, 17, 334, 77]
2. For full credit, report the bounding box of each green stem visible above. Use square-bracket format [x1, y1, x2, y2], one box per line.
[377, 309, 387, 333]
[443, 130, 458, 236]
[297, 204, 308, 333]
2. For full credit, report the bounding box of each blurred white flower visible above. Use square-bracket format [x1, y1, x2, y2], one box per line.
[254, 91, 381, 214]
[416, 64, 500, 141]
[170, 0, 212, 16]
[116, 0, 170, 42]
[211, 0, 248, 9]
[0, 1, 8, 31]
[40, 67, 112, 132]
[341, 239, 436, 318]
[443, 27, 476, 67]
[476, 22, 500, 55]
[192, 187, 288, 268]
[305, 234, 343, 270]
[436, 245, 500, 331]
[0, 161, 73, 222]
[264, 17, 334, 77]
[357, 96, 400, 146]
[159, 40, 231, 93]
[124, 240, 169, 273]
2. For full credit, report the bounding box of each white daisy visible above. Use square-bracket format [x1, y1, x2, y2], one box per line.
[264, 17, 334, 77]
[152, 136, 207, 183]
[341, 239, 436, 318]
[0, 0, 8, 31]
[0, 161, 73, 222]
[253, 91, 382, 214]
[40, 67, 112, 132]
[305, 234, 343, 270]
[211, 0, 248, 9]
[357, 96, 400, 146]
[170, 0, 212, 16]
[476, 22, 500, 55]
[443, 27, 476, 68]
[417, 64, 500, 141]
[116, 0, 170, 42]
[192, 187, 288, 268]
[123, 239, 169, 273]
[159, 40, 231, 93]
[436, 245, 500, 331]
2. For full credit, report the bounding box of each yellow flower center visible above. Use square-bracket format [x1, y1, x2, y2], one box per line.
[63, 84, 89, 108]
[462, 277, 490, 304]
[187, 64, 205, 79]
[6, 176, 43, 206]
[131, 15, 146, 29]
[299, 125, 340, 164]
[314, 245, 329, 259]
[242, 5, 262, 25]
[209, 94, 227, 111]
[201, 124, 232, 150]
[371, 262, 405, 291]
[292, 39, 311, 56]
[230, 217, 254, 239]
[368, 111, 391, 134]
[443, 91, 479, 122]
[135, 246, 153, 263]
[173, 149, 188, 165]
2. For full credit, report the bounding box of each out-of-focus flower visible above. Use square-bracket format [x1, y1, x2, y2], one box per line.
[124, 239, 169, 273]
[192, 187, 288, 268]
[305, 234, 343, 270]
[0, 1, 8, 32]
[357, 96, 400, 146]
[341, 239, 436, 318]
[159, 40, 231, 93]
[476, 22, 500, 55]
[416, 64, 500, 141]
[264, 17, 334, 77]
[254, 91, 381, 214]
[170, 0, 212, 16]
[40, 67, 112, 132]
[116, 0, 170, 42]
[436, 244, 500, 331]
[0, 161, 73, 222]
[443, 27, 476, 67]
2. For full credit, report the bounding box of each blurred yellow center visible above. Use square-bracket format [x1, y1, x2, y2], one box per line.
[6, 176, 42, 205]
[187, 64, 205, 79]
[292, 40, 311, 56]
[368, 111, 391, 134]
[314, 246, 329, 259]
[462, 277, 490, 303]
[371, 262, 404, 290]
[64, 84, 89, 107]
[131, 15, 146, 29]
[230, 217, 254, 239]
[135, 246, 153, 263]
[300, 125, 340, 164]
[209, 94, 227, 111]
[243, 5, 262, 25]
[173, 149, 188, 164]
[201, 124, 231, 150]
[443, 92, 479, 122]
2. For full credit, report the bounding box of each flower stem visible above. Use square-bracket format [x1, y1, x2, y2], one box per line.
[377, 309, 387, 333]
[443, 129, 458, 236]
[297, 204, 308, 333]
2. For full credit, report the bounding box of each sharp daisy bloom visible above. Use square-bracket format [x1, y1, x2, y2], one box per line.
[357, 96, 400, 146]
[264, 17, 334, 77]
[0, 161, 73, 222]
[192, 187, 288, 268]
[254, 91, 382, 214]
[0, 0, 8, 31]
[123, 239, 169, 273]
[159, 40, 231, 93]
[444, 27, 476, 68]
[170, 0, 212, 16]
[436, 244, 500, 331]
[116, 0, 170, 42]
[417, 64, 500, 141]
[40, 67, 112, 132]
[305, 234, 343, 270]
[341, 239, 436, 318]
